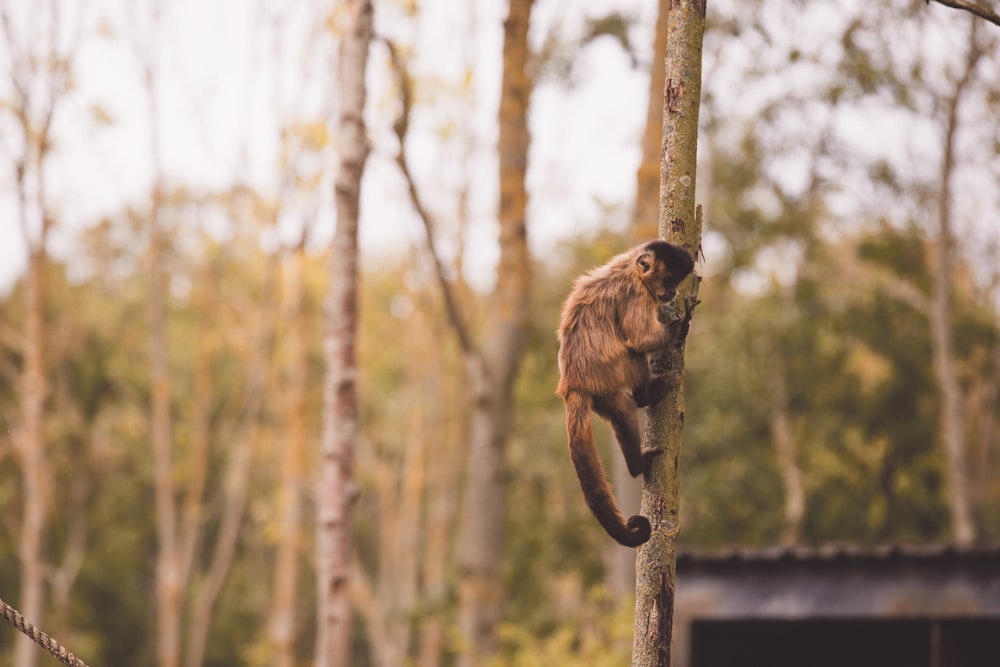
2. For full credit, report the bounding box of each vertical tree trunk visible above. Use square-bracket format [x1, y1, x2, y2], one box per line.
[455, 1, 534, 664]
[148, 184, 181, 667]
[14, 243, 50, 667]
[417, 369, 460, 667]
[184, 264, 275, 667]
[633, 0, 671, 245]
[632, 1, 706, 666]
[933, 20, 980, 547]
[608, 0, 673, 600]
[268, 249, 309, 667]
[3, 4, 71, 663]
[316, 1, 372, 665]
[770, 373, 804, 545]
[141, 10, 183, 656]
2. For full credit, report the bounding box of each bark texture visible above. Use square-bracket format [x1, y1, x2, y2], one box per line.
[316, 1, 372, 665]
[609, 0, 674, 599]
[633, 1, 706, 666]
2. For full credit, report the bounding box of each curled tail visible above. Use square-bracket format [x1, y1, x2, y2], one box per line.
[563, 390, 651, 547]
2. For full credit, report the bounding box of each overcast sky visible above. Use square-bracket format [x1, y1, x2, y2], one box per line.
[1, 0, 997, 294]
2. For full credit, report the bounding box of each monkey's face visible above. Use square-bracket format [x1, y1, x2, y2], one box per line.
[636, 241, 694, 302]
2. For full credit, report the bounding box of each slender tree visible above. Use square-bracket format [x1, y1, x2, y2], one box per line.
[268, 244, 310, 667]
[316, 0, 372, 664]
[2, 2, 83, 665]
[386, 1, 534, 662]
[933, 18, 983, 547]
[454, 1, 534, 662]
[632, 1, 706, 666]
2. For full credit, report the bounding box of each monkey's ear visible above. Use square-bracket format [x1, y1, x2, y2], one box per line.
[636, 250, 654, 274]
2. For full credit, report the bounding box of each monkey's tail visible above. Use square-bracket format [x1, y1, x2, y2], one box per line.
[563, 390, 651, 547]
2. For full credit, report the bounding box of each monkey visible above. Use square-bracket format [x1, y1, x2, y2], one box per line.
[556, 240, 694, 547]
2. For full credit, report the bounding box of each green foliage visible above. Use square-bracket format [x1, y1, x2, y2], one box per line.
[493, 589, 634, 667]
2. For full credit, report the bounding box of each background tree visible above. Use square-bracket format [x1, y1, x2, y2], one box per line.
[316, 0, 372, 665]
[0, 2, 84, 665]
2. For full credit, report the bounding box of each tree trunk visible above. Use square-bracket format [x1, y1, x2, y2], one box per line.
[184, 263, 274, 667]
[142, 16, 183, 657]
[632, 1, 706, 666]
[148, 183, 181, 667]
[417, 368, 460, 667]
[5, 3, 70, 662]
[932, 20, 980, 547]
[14, 244, 50, 667]
[268, 249, 309, 667]
[608, 0, 673, 600]
[633, 0, 671, 245]
[770, 376, 805, 545]
[316, 1, 372, 665]
[455, 1, 534, 664]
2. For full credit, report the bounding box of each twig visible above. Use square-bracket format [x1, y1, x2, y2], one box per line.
[381, 37, 477, 357]
[929, 0, 1000, 27]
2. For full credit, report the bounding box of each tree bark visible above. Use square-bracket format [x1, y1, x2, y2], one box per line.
[633, 1, 706, 666]
[608, 0, 674, 600]
[932, 20, 981, 547]
[456, 1, 534, 664]
[316, 1, 372, 665]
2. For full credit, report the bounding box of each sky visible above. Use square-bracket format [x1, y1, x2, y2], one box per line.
[0, 0, 658, 293]
[1, 0, 997, 295]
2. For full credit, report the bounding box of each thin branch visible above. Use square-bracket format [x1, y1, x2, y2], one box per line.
[382, 38, 477, 357]
[929, 0, 1000, 27]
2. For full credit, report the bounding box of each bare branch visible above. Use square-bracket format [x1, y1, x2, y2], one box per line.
[929, 0, 1000, 27]
[382, 38, 477, 357]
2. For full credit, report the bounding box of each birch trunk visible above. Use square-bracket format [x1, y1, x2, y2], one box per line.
[633, 1, 706, 666]
[316, 1, 372, 665]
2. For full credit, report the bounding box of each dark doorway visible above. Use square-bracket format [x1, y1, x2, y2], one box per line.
[690, 618, 999, 667]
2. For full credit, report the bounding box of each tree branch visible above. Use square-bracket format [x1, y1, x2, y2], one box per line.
[929, 0, 1000, 27]
[382, 38, 477, 357]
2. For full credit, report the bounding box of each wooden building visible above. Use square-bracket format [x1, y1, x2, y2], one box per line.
[673, 544, 1000, 667]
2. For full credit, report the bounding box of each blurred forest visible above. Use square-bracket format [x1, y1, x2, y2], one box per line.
[2, 0, 999, 666]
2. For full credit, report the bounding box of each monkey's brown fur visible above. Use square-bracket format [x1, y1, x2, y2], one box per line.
[556, 240, 694, 547]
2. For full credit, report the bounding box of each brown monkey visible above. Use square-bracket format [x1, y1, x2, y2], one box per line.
[556, 240, 694, 547]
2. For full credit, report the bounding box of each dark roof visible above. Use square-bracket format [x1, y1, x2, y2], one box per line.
[677, 543, 1000, 566]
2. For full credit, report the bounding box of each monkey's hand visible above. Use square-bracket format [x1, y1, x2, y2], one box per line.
[645, 368, 682, 406]
[640, 446, 664, 473]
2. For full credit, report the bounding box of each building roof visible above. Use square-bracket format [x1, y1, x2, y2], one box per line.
[678, 542, 1000, 566]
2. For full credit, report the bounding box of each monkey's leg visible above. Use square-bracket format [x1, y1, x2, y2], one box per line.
[594, 392, 658, 477]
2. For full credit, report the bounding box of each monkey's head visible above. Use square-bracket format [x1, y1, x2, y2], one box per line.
[636, 240, 694, 302]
